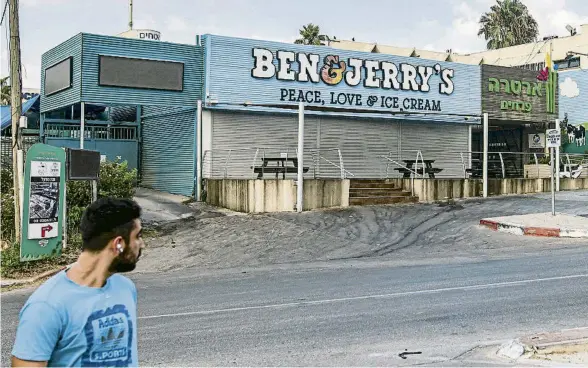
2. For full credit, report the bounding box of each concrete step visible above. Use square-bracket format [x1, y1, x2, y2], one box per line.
[350, 181, 400, 189]
[349, 188, 410, 197]
[349, 196, 419, 206]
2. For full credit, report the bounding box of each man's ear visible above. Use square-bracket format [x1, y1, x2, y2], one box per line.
[111, 236, 124, 254]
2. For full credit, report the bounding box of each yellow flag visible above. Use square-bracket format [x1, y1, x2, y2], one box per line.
[545, 52, 552, 69]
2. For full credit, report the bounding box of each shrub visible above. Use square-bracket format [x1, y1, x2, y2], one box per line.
[0, 158, 137, 276]
[1, 167, 15, 242]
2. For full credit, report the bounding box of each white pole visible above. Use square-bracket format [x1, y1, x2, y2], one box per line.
[555, 119, 560, 192]
[62, 179, 67, 250]
[551, 146, 555, 216]
[196, 100, 203, 201]
[17, 150, 24, 227]
[297, 102, 305, 213]
[483, 113, 489, 198]
[80, 102, 85, 149]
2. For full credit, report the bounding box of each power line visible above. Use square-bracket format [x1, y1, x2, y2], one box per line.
[0, 0, 7, 26]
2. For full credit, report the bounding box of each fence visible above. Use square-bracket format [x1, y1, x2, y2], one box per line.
[202, 146, 588, 181]
[1, 136, 40, 167]
[380, 150, 588, 180]
[202, 147, 354, 180]
[44, 124, 137, 140]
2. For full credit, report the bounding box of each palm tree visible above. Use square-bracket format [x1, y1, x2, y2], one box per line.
[478, 0, 539, 50]
[0, 76, 10, 105]
[294, 23, 328, 45]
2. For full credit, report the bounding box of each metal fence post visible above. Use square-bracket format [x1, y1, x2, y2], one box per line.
[483, 113, 489, 198]
[297, 102, 305, 213]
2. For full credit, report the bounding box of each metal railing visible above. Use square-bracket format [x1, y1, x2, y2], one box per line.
[378, 150, 588, 180]
[44, 124, 137, 140]
[202, 147, 354, 180]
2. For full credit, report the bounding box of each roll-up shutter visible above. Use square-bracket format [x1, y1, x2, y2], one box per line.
[399, 121, 469, 178]
[209, 111, 318, 179]
[318, 117, 400, 179]
[141, 106, 196, 196]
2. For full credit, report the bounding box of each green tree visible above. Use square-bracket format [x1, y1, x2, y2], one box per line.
[294, 23, 328, 45]
[1, 76, 10, 105]
[478, 0, 539, 50]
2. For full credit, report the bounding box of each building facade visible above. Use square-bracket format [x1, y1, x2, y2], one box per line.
[36, 30, 583, 196]
[201, 34, 481, 180]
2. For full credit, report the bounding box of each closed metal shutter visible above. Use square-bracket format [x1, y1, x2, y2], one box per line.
[318, 117, 400, 179]
[141, 106, 196, 196]
[399, 121, 469, 178]
[209, 111, 318, 178]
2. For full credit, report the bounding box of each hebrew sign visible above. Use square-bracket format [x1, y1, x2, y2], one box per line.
[482, 65, 558, 122]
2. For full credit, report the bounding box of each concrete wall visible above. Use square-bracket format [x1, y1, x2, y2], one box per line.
[398, 178, 588, 202]
[205, 179, 349, 213]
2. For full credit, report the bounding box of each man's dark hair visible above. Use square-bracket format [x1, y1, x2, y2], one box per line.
[80, 197, 142, 252]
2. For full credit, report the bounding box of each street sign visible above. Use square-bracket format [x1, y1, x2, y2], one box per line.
[21, 143, 66, 261]
[546, 129, 561, 148]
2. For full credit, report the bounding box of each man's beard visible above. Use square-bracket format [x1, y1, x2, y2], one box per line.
[109, 248, 142, 273]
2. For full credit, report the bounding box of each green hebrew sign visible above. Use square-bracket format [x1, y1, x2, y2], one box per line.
[21, 143, 66, 261]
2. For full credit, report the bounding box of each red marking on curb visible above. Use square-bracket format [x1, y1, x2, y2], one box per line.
[480, 219, 499, 230]
[523, 227, 561, 237]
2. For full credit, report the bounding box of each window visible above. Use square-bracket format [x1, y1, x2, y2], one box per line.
[44, 57, 73, 96]
[554, 57, 580, 71]
[98, 55, 184, 92]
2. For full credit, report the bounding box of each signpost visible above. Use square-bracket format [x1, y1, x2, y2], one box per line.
[21, 144, 66, 261]
[546, 129, 561, 216]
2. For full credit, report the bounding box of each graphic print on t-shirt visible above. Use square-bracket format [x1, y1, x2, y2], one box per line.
[82, 304, 133, 367]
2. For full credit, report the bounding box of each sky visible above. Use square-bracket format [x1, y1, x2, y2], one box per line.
[1, 0, 587, 89]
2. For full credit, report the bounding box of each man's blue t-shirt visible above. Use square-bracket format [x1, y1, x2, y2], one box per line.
[11, 269, 138, 367]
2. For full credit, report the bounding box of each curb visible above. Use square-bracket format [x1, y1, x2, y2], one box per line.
[497, 328, 588, 362]
[480, 219, 588, 238]
[1, 264, 71, 288]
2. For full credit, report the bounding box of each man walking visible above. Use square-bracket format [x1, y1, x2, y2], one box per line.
[11, 198, 144, 367]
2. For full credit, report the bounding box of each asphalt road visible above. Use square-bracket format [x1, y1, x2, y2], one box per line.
[3, 245, 588, 367]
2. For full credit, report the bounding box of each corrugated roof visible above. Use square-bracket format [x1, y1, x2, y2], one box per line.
[1, 95, 40, 131]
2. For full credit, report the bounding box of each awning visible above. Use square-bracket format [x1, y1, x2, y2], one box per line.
[1, 95, 40, 131]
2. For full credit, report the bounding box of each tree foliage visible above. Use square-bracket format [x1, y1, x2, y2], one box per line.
[294, 23, 328, 45]
[478, 0, 539, 50]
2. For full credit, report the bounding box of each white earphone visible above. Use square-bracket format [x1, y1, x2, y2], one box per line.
[116, 243, 123, 253]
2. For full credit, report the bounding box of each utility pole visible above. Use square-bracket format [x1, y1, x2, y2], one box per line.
[128, 0, 133, 29]
[9, 0, 23, 242]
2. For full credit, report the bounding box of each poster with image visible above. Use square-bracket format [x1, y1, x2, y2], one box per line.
[27, 161, 61, 240]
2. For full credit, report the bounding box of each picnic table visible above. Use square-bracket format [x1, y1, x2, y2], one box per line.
[252, 157, 309, 179]
[394, 159, 443, 178]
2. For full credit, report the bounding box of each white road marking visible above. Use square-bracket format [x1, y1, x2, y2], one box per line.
[139, 273, 588, 320]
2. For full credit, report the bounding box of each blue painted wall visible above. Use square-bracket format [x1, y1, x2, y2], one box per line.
[202, 34, 481, 124]
[81, 33, 203, 107]
[41, 33, 203, 112]
[40, 34, 82, 113]
[44, 138, 139, 170]
[559, 69, 588, 154]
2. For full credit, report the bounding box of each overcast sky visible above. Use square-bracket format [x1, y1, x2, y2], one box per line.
[1, 0, 587, 89]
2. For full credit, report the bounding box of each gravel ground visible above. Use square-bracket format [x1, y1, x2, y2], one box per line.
[134, 191, 588, 273]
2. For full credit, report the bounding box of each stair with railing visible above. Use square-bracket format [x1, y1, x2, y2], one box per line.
[349, 180, 419, 206]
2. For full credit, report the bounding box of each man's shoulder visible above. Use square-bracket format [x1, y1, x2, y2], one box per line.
[110, 273, 136, 292]
[27, 270, 68, 305]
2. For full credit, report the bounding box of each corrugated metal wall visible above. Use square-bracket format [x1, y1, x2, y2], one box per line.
[40, 33, 82, 113]
[209, 111, 469, 179]
[81, 34, 203, 107]
[208, 111, 318, 178]
[141, 106, 196, 196]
